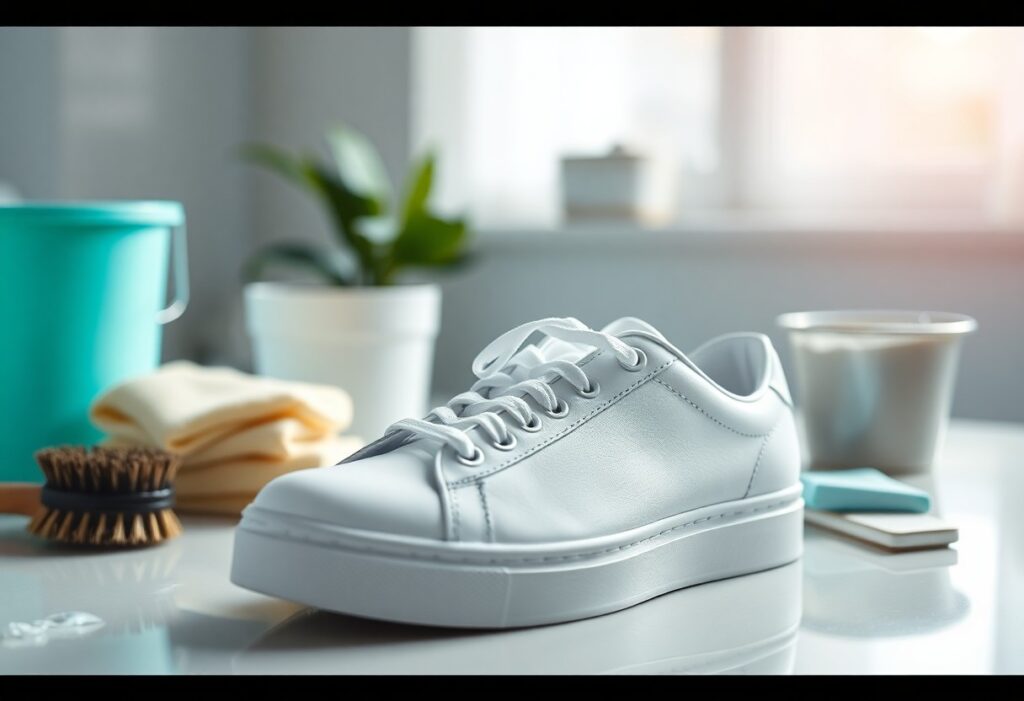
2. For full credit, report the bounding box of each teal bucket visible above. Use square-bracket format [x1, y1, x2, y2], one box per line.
[0, 202, 188, 482]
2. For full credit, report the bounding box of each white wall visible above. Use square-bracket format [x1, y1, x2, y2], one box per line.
[0, 27, 252, 363]
[59, 28, 252, 364]
[250, 27, 412, 250]
[0, 29, 60, 200]
[434, 224, 1024, 423]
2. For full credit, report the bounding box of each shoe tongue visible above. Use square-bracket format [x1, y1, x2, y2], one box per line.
[533, 335, 592, 365]
[532, 316, 666, 366]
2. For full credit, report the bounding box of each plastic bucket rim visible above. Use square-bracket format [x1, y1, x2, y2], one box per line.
[0, 200, 184, 228]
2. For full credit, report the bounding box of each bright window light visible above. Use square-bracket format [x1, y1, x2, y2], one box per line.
[415, 26, 1024, 226]
[763, 27, 1003, 172]
[415, 27, 720, 228]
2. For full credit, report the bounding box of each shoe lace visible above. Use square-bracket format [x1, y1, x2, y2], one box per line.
[386, 317, 641, 461]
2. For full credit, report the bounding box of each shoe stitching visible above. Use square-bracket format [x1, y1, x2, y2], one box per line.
[653, 379, 771, 438]
[447, 356, 676, 487]
[743, 426, 778, 498]
[443, 348, 602, 540]
[251, 496, 795, 566]
[478, 481, 494, 543]
[449, 484, 461, 542]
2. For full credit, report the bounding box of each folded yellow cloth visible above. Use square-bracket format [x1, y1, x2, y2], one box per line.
[91, 361, 353, 455]
[91, 361, 361, 516]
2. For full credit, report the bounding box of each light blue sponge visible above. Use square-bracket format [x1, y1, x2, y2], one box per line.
[800, 468, 931, 513]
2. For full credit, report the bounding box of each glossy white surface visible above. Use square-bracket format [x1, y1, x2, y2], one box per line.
[1, 419, 1022, 674]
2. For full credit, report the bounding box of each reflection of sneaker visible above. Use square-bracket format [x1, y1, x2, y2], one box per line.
[232, 317, 804, 628]
[235, 562, 802, 675]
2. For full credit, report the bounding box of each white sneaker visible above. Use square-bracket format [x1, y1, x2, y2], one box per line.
[231, 317, 804, 628]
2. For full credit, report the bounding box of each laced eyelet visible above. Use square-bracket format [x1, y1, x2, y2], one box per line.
[520, 414, 543, 433]
[491, 434, 518, 451]
[544, 399, 569, 419]
[456, 446, 485, 466]
[618, 347, 648, 372]
[576, 381, 601, 399]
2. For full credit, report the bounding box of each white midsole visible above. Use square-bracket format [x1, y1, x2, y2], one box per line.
[231, 485, 804, 628]
[236, 483, 803, 567]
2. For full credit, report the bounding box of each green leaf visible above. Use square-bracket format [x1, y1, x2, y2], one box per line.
[384, 151, 471, 283]
[305, 163, 383, 282]
[240, 141, 385, 284]
[243, 242, 353, 286]
[240, 136, 473, 287]
[326, 124, 393, 209]
[306, 162, 381, 222]
[392, 213, 467, 267]
[239, 143, 318, 194]
[400, 152, 435, 226]
[356, 215, 399, 244]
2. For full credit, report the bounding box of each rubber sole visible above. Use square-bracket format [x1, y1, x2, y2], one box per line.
[231, 486, 803, 629]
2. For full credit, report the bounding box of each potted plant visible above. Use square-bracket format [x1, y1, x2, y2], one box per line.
[241, 125, 469, 440]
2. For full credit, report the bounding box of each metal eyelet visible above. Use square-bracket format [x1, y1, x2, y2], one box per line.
[491, 434, 518, 451]
[520, 415, 543, 433]
[576, 381, 601, 399]
[544, 399, 569, 419]
[456, 446, 485, 466]
[618, 347, 648, 372]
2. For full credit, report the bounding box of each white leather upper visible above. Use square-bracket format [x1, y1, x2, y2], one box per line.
[249, 317, 801, 547]
[254, 444, 445, 539]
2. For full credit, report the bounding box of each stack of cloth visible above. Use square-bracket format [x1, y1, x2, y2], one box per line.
[90, 361, 362, 516]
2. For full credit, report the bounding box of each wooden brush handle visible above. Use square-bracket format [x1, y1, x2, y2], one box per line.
[0, 483, 43, 516]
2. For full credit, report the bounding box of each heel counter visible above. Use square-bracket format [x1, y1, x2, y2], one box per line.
[767, 342, 794, 408]
[747, 406, 801, 497]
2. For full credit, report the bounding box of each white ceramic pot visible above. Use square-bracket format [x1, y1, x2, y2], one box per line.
[244, 282, 441, 441]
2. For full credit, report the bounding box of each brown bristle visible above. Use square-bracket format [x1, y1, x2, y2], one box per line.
[28, 445, 184, 548]
[27, 509, 44, 534]
[110, 514, 127, 545]
[25, 507, 189, 548]
[34, 446, 180, 493]
[92, 513, 108, 546]
[56, 510, 75, 541]
[38, 509, 59, 538]
[146, 512, 163, 544]
[28, 508, 55, 537]
[73, 512, 91, 544]
[161, 509, 183, 538]
[129, 514, 147, 545]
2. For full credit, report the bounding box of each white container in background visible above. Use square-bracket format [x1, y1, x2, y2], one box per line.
[777, 310, 977, 475]
[561, 144, 645, 223]
[245, 282, 441, 441]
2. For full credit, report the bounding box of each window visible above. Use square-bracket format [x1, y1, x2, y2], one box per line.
[414, 26, 1024, 228]
[413, 27, 720, 228]
[741, 27, 1015, 210]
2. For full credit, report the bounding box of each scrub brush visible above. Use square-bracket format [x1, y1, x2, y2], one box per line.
[0, 446, 182, 547]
